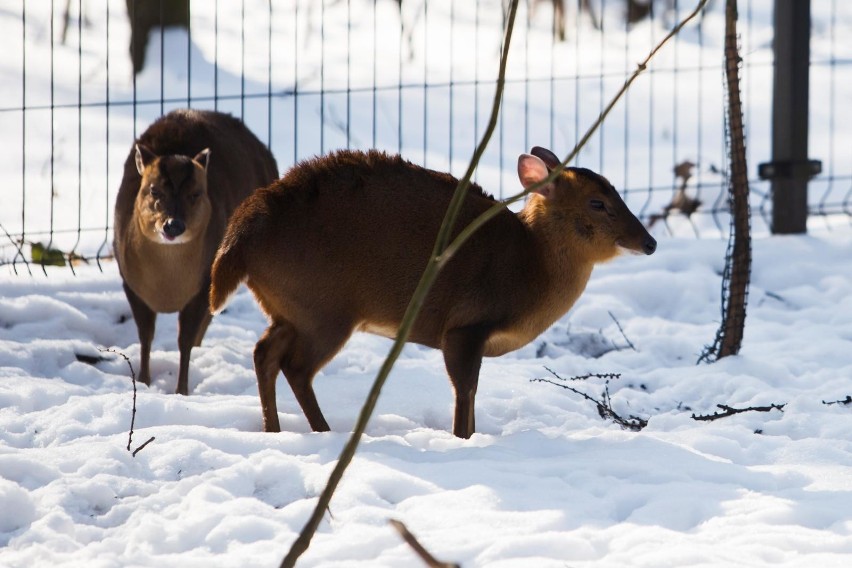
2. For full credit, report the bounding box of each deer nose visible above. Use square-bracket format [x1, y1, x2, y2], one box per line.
[163, 218, 186, 239]
[643, 236, 657, 255]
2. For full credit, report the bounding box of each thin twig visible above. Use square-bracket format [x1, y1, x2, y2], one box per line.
[691, 403, 786, 422]
[0, 224, 31, 275]
[132, 436, 156, 457]
[822, 396, 852, 406]
[438, 0, 711, 268]
[543, 367, 621, 382]
[389, 519, 460, 568]
[281, 2, 705, 565]
[608, 311, 637, 351]
[280, 3, 521, 567]
[100, 347, 139, 452]
[533, 368, 647, 431]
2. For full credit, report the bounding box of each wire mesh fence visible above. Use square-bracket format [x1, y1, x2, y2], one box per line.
[1, 0, 850, 271]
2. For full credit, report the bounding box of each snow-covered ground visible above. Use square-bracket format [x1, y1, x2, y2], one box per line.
[2, 228, 852, 567]
[2, 1, 852, 566]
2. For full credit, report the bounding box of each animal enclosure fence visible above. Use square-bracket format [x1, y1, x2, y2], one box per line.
[1, 0, 850, 270]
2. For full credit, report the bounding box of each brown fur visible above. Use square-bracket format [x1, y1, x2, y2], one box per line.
[210, 147, 655, 438]
[114, 109, 278, 395]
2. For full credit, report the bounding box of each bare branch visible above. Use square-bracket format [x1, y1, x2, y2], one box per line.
[280, 4, 522, 567]
[608, 311, 637, 352]
[439, 0, 711, 267]
[132, 436, 156, 457]
[99, 347, 139, 452]
[389, 519, 460, 568]
[533, 368, 647, 431]
[691, 403, 785, 422]
[281, 2, 707, 564]
[542, 367, 622, 382]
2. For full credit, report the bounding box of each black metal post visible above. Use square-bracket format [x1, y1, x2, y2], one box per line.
[767, 0, 814, 234]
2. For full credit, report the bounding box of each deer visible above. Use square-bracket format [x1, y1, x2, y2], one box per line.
[114, 109, 278, 395]
[209, 147, 656, 438]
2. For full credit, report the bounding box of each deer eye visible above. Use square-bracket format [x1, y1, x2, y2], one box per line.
[149, 186, 164, 201]
[590, 199, 606, 211]
[188, 192, 201, 203]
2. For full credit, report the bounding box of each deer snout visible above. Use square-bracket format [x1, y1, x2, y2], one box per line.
[163, 218, 186, 240]
[643, 235, 657, 255]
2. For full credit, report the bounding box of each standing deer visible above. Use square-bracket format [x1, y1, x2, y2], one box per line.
[114, 109, 278, 395]
[209, 147, 655, 438]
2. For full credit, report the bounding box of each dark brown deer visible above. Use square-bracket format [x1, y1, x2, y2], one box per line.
[114, 109, 278, 395]
[209, 147, 655, 438]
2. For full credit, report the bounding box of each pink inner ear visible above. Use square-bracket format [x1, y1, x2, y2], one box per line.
[517, 154, 552, 197]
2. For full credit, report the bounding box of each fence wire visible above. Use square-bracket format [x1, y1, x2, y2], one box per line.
[1, 0, 851, 271]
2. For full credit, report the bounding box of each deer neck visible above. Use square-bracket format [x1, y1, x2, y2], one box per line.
[520, 198, 596, 318]
[122, 217, 208, 313]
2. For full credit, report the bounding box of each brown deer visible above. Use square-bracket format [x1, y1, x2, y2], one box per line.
[209, 147, 655, 438]
[114, 109, 278, 395]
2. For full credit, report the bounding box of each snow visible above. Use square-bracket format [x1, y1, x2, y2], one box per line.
[2, 232, 851, 567]
[3, 1, 852, 567]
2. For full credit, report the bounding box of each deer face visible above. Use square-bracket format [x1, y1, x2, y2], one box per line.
[518, 148, 656, 263]
[133, 144, 212, 245]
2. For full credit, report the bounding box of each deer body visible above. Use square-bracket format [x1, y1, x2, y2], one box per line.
[210, 148, 655, 438]
[114, 109, 278, 395]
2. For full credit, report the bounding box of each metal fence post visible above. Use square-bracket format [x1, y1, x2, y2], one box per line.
[761, 0, 820, 234]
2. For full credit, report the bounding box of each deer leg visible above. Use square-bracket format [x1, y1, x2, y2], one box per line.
[280, 321, 352, 433]
[123, 282, 156, 386]
[254, 320, 351, 433]
[176, 287, 212, 396]
[442, 325, 490, 439]
[254, 323, 292, 433]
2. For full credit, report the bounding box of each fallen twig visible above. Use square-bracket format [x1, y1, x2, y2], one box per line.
[691, 403, 785, 422]
[132, 436, 156, 457]
[533, 368, 647, 431]
[822, 396, 852, 407]
[389, 519, 460, 568]
[542, 367, 621, 382]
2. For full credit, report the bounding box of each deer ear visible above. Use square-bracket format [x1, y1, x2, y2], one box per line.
[518, 154, 554, 199]
[135, 144, 157, 175]
[193, 148, 211, 171]
[530, 146, 562, 171]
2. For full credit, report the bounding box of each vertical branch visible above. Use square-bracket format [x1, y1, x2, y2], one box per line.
[279, 4, 521, 567]
[279, 2, 708, 565]
[719, 0, 751, 357]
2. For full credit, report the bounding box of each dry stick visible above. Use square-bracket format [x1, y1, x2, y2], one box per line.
[389, 519, 460, 568]
[99, 347, 154, 456]
[280, 3, 521, 566]
[543, 366, 622, 382]
[281, 2, 708, 565]
[533, 368, 647, 432]
[438, 0, 711, 268]
[132, 436, 156, 457]
[822, 396, 852, 406]
[691, 403, 785, 422]
[100, 347, 139, 451]
[717, 0, 751, 358]
[608, 310, 637, 351]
